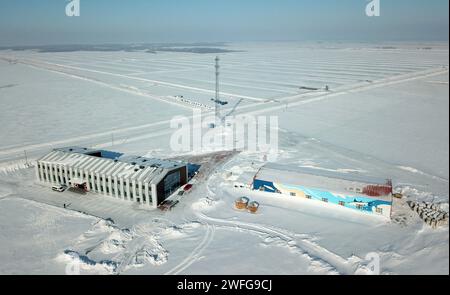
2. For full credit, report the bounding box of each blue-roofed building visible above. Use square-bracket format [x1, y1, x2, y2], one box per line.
[253, 163, 393, 218]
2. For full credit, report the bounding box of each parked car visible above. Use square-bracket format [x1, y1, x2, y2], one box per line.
[52, 185, 67, 192]
[158, 200, 180, 211]
[183, 184, 193, 192]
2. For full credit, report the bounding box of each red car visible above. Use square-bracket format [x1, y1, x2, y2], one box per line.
[184, 184, 193, 192]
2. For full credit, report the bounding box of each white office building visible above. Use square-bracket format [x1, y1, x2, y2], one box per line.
[35, 147, 188, 208]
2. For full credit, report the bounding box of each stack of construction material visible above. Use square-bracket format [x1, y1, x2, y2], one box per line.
[408, 201, 449, 228]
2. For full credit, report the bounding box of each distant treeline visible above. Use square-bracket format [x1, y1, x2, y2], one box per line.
[0, 43, 241, 54]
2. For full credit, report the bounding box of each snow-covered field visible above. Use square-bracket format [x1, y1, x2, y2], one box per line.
[0, 42, 448, 274]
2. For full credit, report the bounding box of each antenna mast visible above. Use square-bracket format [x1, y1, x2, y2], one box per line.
[215, 56, 220, 125]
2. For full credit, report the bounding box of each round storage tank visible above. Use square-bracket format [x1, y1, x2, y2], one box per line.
[235, 197, 250, 210]
[247, 201, 260, 214]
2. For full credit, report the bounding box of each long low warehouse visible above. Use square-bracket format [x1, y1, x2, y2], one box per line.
[253, 164, 393, 218]
[35, 147, 188, 208]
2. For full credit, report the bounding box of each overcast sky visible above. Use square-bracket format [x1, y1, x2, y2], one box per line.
[0, 0, 448, 46]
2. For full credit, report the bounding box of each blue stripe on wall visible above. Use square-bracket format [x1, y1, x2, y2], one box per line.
[253, 178, 391, 213]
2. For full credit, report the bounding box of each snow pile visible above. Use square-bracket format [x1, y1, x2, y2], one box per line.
[78, 219, 133, 255]
[158, 222, 202, 239]
[0, 197, 99, 274]
[56, 250, 118, 275]
[130, 243, 168, 268]
[97, 230, 133, 255]
[192, 197, 223, 212]
[61, 218, 172, 274]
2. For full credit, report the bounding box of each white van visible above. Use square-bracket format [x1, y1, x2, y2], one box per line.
[52, 185, 67, 192]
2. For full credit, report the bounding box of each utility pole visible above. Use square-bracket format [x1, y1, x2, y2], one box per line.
[24, 150, 28, 166]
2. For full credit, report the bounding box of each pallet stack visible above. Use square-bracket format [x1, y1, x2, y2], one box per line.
[408, 201, 449, 228]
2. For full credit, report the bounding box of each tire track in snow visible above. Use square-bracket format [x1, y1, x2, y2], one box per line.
[247, 67, 449, 116]
[182, 151, 381, 274]
[193, 163, 357, 275]
[193, 210, 355, 275]
[164, 223, 216, 275]
[9, 57, 266, 102]
[0, 57, 446, 167]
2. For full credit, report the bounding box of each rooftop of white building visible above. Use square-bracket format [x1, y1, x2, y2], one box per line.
[37, 147, 186, 185]
[255, 163, 393, 200]
[257, 163, 391, 186]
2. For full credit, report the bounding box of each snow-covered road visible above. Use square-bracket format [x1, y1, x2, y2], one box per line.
[0, 43, 448, 274]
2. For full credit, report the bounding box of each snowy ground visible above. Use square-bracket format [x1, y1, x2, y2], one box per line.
[0, 42, 448, 274]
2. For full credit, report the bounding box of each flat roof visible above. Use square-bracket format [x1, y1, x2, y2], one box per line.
[254, 163, 393, 200]
[53, 146, 185, 170]
[257, 163, 390, 186]
[55, 147, 123, 160]
[38, 147, 186, 185]
[119, 155, 185, 170]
